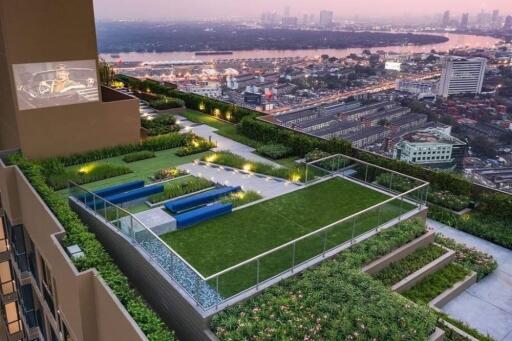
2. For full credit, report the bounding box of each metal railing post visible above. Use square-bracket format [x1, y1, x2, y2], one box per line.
[195, 277, 200, 306]
[256, 259, 260, 289]
[377, 204, 382, 230]
[351, 215, 356, 244]
[364, 164, 369, 183]
[389, 173, 394, 192]
[305, 163, 309, 184]
[291, 242, 296, 272]
[399, 195, 404, 221]
[322, 229, 327, 256]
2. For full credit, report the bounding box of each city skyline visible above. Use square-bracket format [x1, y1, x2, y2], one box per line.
[93, 0, 512, 20]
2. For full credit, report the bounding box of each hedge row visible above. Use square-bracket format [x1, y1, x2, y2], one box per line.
[9, 154, 174, 341]
[51, 133, 190, 167]
[211, 219, 438, 340]
[141, 115, 180, 137]
[117, 75, 255, 123]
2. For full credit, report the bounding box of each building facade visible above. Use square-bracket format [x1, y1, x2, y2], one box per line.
[437, 56, 487, 98]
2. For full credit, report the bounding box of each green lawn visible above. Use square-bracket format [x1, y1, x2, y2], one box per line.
[162, 177, 414, 297]
[179, 110, 261, 148]
[63, 147, 211, 193]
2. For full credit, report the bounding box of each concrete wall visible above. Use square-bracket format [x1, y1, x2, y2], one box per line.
[0, 0, 140, 159]
[0, 160, 147, 341]
[70, 199, 216, 341]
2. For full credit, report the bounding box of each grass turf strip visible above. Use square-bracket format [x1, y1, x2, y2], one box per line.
[163, 177, 413, 297]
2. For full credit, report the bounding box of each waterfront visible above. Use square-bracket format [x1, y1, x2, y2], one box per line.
[100, 32, 501, 62]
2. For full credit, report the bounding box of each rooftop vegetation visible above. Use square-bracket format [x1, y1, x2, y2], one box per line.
[210, 219, 438, 340]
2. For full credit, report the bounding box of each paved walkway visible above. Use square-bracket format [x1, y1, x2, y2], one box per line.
[428, 219, 512, 341]
[178, 162, 301, 198]
[176, 115, 281, 167]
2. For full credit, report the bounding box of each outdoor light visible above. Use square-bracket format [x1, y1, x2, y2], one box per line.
[226, 111, 232, 120]
[291, 174, 301, 182]
[199, 103, 205, 111]
[243, 164, 252, 172]
[214, 109, 221, 117]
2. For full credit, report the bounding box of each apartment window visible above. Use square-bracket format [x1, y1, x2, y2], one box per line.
[3, 301, 23, 335]
[10, 225, 29, 274]
[40, 257, 56, 317]
[0, 261, 15, 296]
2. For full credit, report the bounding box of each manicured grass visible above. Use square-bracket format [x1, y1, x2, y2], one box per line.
[62, 147, 211, 193]
[374, 244, 447, 286]
[179, 110, 261, 148]
[163, 177, 414, 297]
[402, 263, 471, 304]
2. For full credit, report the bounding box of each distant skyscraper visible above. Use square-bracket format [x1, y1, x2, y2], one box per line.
[438, 56, 487, 98]
[442, 10, 450, 27]
[319, 10, 334, 28]
[460, 13, 469, 29]
[504, 15, 512, 30]
[492, 9, 500, 27]
[302, 14, 309, 25]
[283, 6, 290, 18]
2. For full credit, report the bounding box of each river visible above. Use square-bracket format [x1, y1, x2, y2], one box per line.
[99, 33, 501, 63]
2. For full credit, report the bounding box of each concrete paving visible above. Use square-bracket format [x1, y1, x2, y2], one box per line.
[176, 115, 281, 167]
[428, 219, 512, 340]
[178, 162, 301, 198]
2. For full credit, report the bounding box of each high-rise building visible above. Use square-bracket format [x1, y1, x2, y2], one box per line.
[437, 56, 487, 98]
[319, 10, 334, 28]
[504, 15, 512, 30]
[492, 9, 500, 27]
[283, 6, 290, 18]
[442, 10, 450, 27]
[0, 1, 147, 340]
[460, 13, 469, 30]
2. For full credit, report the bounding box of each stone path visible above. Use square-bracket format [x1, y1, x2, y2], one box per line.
[176, 115, 281, 167]
[428, 219, 512, 341]
[178, 162, 301, 199]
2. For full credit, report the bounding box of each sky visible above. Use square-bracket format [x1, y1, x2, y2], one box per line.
[93, 0, 512, 21]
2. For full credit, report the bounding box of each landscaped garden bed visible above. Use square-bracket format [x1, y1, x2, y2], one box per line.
[141, 114, 180, 136]
[122, 150, 155, 163]
[202, 151, 305, 183]
[210, 219, 438, 340]
[402, 263, 471, 304]
[151, 167, 188, 182]
[220, 191, 262, 208]
[374, 244, 448, 287]
[256, 143, 292, 159]
[148, 177, 214, 204]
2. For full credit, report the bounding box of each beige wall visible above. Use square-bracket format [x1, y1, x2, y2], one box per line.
[0, 0, 140, 160]
[0, 160, 147, 341]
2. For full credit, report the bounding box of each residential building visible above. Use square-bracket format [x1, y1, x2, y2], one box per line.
[460, 13, 470, 29]
[393, 128, 467, 169]
[437, 56, 487, 98]
[395, 79, 438, 95]
[0, 1, 152, 340]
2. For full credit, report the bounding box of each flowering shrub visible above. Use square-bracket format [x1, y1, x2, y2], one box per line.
[211, 220, 437, 340]
[428, 190, 470, 212]
[435, 235, 497, 281]
[153, 167, 187, 181]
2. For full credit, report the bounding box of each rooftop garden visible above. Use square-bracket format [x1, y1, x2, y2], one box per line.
[210, 220, 439, 340]
[163, 177, 413, 296]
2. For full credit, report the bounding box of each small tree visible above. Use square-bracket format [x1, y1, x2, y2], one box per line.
[98, 58, 116, 86]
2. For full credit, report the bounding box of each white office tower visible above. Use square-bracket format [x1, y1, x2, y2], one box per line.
[437, 56, 487, 98]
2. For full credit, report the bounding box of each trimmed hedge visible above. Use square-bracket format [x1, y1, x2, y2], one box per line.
[220, 191, 263, 208]
[122, 151, 155, 163]
[149, 97, 185, 110]
[45, 163, 133, 191]
[175, 139, 215, 157]
[9, 154, 174, 341]
[256, 143, 292, 159]
[53, 133, 189, 167]
[153, 168, 187, 182]
[141, 115, 180, 136]
[211, 219, 438, 340]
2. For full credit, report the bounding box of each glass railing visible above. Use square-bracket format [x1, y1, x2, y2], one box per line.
[69, 153, 428, 312]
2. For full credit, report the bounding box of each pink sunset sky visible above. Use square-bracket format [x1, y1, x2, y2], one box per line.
[94, 0, 512, 20]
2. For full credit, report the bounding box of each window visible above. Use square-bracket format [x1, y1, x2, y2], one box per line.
[0, 216, 8, 253]
[3, 302, 23, 335]
[0, 261, 15, 296]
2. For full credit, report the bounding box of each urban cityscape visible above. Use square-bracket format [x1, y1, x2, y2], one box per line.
[0, 1, 512, 341]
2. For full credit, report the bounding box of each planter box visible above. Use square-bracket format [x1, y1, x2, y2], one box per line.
[429, 271, 477, 309]
[362, 230, 435, 275]
[392, 244, 455, 293]
[429, 327, 445, 341]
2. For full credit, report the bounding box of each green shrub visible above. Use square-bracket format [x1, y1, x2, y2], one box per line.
[52, 132, 189, 167]
[153, 168, 187, 181]
[429, 206, 512, 250]
[9, 154, 174, 341]
[149, 177, 213, 204]
[374, 244, 447, 286]
[46, 163, 133, 190]
[221, 191, 262, 208]
[122, 151, 155, 163]
[375, 172, 416, 192]
[256, 143, 292, 159]
[202, 151, 305, 182]
[149, 97, 185, 110]
[305, 148, 331, 162]
[211, 219, 437, 340]
[435, 235, 497, 280]
[402, 263, 470, 304]
[175, 139, 215, 157]
[141, 114, 180, 136]
[478, 192, 512, 220]
[428, 190, 470, 212]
